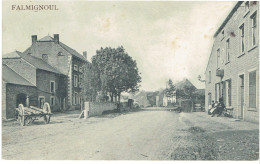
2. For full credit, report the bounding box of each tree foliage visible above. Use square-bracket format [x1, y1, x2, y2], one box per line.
[176, 85, 197, 100]
[91, 46, 141, 102]
[165, 79, 175, 97]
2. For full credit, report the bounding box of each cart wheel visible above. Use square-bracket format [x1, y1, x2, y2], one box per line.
[44, 115, 51, 124]
[18, 104, 26, 126]
[43, 103, 51, 114]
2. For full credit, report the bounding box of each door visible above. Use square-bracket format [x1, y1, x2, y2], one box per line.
[39, 97, 45, 109]
[16, 93, 26, 107]
[239, 75, 244, 119]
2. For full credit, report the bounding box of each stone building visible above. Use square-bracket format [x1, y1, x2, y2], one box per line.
[23, 34, 89, 110]
[2, 64, 37, 119]
[2, 51, 67, 119]
[205, 1, 259, 123]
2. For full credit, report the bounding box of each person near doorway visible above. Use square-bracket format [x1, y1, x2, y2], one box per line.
[208, 100, 215, 115]
[217, 98, 225, 117]
[211, 98, 225, 117]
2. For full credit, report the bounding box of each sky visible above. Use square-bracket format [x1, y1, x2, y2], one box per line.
[2, 0, 236, 91]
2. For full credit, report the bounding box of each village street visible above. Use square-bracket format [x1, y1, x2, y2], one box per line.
[2, 109, 259, 160]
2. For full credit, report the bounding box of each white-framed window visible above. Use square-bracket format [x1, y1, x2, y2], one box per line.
[50, 81, 55, 93]
[74, 64, 78, 71]
[74, 75, 78, 87]
[249, 70, 257, 108]
[217, 49, 220, 68]
[225, 80, 232, 107]
[251, 12, 257, 46]
[226, 39, 230, 63]
[208, 71, 211, 83]
[221, 30, 225, 40]
[239, 24, 245, 54]
[50, 96, 55, 106]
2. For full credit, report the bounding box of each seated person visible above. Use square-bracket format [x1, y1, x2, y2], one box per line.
[208, 100, 215, 115]
[212, 98, 225, 117]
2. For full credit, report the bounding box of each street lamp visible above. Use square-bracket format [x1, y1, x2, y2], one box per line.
[197, 75, 206, 83]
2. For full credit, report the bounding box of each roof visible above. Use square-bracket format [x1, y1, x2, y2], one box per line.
[38, 35, 53, 42]
[195, 89, 205, 96]
[2, 64, 35, 86]
[18, 52, 65, 75]
[38, 35, 87, 61]
[175, 78, 197, 90]
[214, 2, 242, 37]
[2, 51, 21, 59]
[3, 51, 65, 75]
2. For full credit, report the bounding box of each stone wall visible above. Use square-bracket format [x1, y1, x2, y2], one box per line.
[5, 83, 37, 119]
[84, 102, 117, 117]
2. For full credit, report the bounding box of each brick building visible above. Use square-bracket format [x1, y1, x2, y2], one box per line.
[205, 1, 259, 123]
[2, 51, 67, 119]
[23, 34, 89, 109]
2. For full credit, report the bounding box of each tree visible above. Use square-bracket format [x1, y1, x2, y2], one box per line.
[176, 85, 198, 111]
[91, 46, 141, 103]
[165, 79, 175, 97]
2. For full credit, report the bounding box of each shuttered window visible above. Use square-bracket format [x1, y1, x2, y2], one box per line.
[249, 70, 256, 108]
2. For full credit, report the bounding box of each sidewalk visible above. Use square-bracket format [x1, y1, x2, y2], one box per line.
[180, 112, 259, 133]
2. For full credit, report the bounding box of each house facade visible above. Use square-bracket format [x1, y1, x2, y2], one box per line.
[2, 51, 67, 119]
[2, 64, 37, 119]
[205, 1, 259, 123]
[23, 34, 89, 110]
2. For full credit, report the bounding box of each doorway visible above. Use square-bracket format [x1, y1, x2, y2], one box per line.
[16, 93, 26, 107]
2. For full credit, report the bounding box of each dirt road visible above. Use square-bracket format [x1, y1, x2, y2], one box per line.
[2, 109, 259, 160]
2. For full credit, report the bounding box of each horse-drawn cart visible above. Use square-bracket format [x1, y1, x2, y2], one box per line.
[16, 102, 52, 126]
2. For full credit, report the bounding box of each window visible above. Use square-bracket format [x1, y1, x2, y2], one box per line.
[208, 93, 212, 107]
[239, 24, 245, 53]
[208, 71, 211, 83]
[74, 65, 78, 71]
[245, 1, 249, 13]
[226, 39, 230, 63]
[50, 81, 55, 93]
[217, 49, 220, 68]
[79, 66, 83, 73]
[50, 96, 55, 106]
[73, 92, 77, 105]
[58, 52, 64, 56]
[42, 54, 48, 62]
[226, 80, 232, 106]
[39, 96, 45, 109]
[251, 12, 257, 46]
[74, 75, 78, 87]
[221, 30, 225, 39]
[249, 70, 256, 108]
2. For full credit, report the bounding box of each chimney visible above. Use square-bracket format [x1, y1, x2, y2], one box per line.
[53, 34, 59, 43]
[31, 35, 37, 44]
[83, 51, 87, 59]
